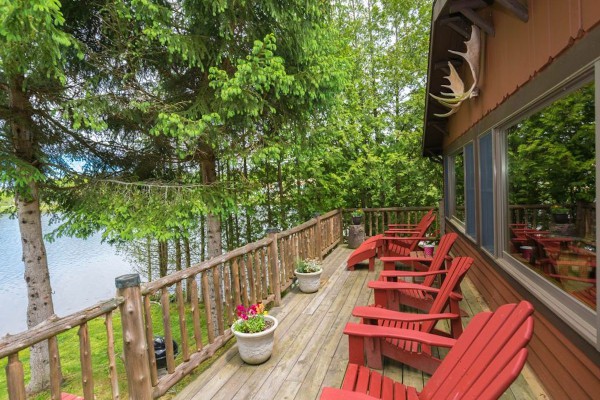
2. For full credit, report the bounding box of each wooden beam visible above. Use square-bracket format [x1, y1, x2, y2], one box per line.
[495, 0, 528, 22]
[449, 0, 488, 13]
[439, 16, 471, 39]
[434, 59, 463, 71]
[460, 8, 495, 36]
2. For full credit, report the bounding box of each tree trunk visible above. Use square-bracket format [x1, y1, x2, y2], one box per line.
[277, 156, 285, 229]
[146, 237, 152, 282]
[200, 147, 221, 336]
[10, 74, 61, 393]
[243, 157, 252, 243]
[158, 241, 168, 277]
[184, 237, 192, 302]
[175, 237, 182, 272]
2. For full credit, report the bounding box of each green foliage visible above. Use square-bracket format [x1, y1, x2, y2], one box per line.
[295, 258, 322, 273]
[508, 82, 595, 208]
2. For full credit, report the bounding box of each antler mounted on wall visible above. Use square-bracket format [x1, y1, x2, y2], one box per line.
[430, 25, 481, 118]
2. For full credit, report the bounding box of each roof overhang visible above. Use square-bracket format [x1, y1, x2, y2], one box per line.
[422, 0, 529, 158]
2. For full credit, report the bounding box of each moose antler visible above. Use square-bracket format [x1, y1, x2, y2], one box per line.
[430, 26, 481, 117]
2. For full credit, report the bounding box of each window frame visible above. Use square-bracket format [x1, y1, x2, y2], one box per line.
[495, 69, 599, 347]
[447, 150, 466, 229]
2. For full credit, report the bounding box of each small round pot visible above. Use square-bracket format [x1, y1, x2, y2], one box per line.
[232, 315, 278, 365]
[295, 269, 323, 293]
[552, 213, 569, 224]
[352, 216, 363, 225]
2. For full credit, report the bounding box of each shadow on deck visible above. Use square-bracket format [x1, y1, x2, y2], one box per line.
[174, 246, 548, 400]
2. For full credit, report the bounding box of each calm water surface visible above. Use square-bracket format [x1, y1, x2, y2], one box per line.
[0, 215, 134, 336]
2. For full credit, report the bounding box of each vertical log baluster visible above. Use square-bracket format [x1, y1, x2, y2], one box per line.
[6, 353, 26, 400]
[142, 295, 158, 385]
[201, 272, 216, 343]
[104, 311, 120, 399]
[176, 282, 190, 361]
[268, 230, 281, 305]
[48, 336, 61, 400]
[260, 247, 268, 297]
[212, 266, 224, 335]
[231, 259, 241, 307]
[254, 249, 263, 300]
[223, 261, 233, 324]
[246, 253, 256, 305]
[239, 258, 249, 307]
[188, 276, 203, 351]
[78, 322, 94, 399]
[160, 287, 176, 373]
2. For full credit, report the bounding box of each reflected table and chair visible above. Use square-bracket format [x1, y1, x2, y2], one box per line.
[509, 224, 597, 309]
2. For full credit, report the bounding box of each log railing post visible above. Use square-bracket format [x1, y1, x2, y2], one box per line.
[314, 213, 323, 261]
[267, 228, 282, 306]
[115, 274, 153, 400]
[339, 208, 345, 244]
[6, 354, 26, 400]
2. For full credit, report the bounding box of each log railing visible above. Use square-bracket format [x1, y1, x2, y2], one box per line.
[342, 207, 440, 238]
[0, 210, 343, 399]
[0, 299, 123, 400]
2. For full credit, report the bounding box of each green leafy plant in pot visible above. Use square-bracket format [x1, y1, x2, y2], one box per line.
[295, 259, 323, 293]
[550, 206, 569, 224]
[351, 209, 364, 225]
[231, 302, 278, 364]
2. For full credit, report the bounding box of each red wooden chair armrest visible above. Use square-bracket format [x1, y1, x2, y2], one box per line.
[381, 236, 433, 241]
[385, 228, 420, 233]
[352, 306, 459, 323]
[321, 388, 377, 400]
[379, 256, 433, 264]
[344, 322, 457, 348]
[378, 269, 448, 279]
[368, 280, 441, 292]
[449, 292, 463, 301]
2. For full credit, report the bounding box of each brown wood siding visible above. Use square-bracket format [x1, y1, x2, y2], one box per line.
[445, 0, 600, 146]
[446, 223, 600, 399]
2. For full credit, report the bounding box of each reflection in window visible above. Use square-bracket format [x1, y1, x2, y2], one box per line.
[507, 81, 596, 310]
[454, 151, 465, 221]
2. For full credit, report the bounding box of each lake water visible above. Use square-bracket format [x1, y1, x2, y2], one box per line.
[0, 215, 135, 336]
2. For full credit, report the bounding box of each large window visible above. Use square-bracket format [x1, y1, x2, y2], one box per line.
[453, 151, 465, 222]
[464, 143, 476, 239]
[505, 81, 596, 311]
[479, 133, 494, 252]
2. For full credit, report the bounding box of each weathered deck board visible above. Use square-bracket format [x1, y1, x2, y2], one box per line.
[174, 246, 548, 400]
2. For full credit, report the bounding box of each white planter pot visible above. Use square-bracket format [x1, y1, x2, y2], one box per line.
[232, 315, 278, 365]
[295, 269, 323, 293]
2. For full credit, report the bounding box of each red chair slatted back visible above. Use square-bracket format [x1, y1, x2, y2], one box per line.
[421, 301, 534, 400]
[421, 232, 458, 287]
[420, 256, 473, 334]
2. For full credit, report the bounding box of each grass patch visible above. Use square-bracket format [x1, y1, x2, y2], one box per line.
[0, 300, 230, 399]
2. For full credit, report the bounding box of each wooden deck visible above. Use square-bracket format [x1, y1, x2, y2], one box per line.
[174, 246, 548, 400]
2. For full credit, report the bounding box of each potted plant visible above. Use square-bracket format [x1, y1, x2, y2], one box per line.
[295, 259, 323, 293]
[351, 209, 364, 225]
[231, 302, 278, 364]
[551, 206, 570, 223]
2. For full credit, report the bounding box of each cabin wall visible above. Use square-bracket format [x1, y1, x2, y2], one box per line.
[445, 0, 600, 147]
[447, 224, 600, 399]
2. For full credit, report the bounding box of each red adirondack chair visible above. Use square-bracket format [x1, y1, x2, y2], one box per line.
[347, 210, 435, 271]
[379, 232, 457, 272]
[347, 257, 474, 373]
[374, 233, 458, 313]
[321, 301, 535, 400]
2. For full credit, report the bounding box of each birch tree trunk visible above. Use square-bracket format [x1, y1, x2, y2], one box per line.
[10, 75, 61, 393]
[201, 148, 222, 336]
